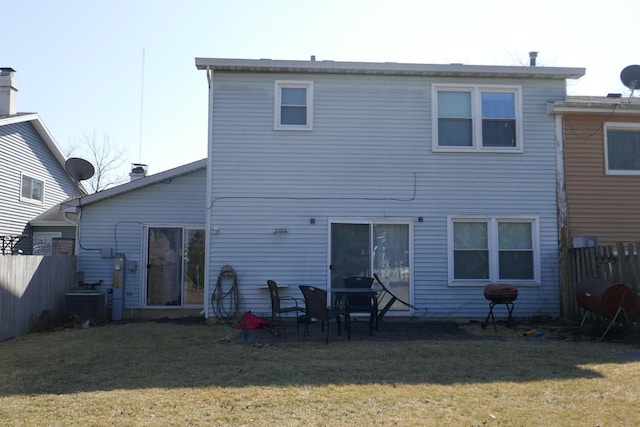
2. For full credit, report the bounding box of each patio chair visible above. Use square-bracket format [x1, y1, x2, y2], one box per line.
[267, 280, 305, 336]
[299, 285, 345, 344]
[342, 276, 377, 334]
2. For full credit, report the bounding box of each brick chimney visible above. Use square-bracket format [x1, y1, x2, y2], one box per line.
[0, 68, 18, 116]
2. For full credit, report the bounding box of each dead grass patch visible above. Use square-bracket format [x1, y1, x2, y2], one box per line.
[1, 319, 639, 426]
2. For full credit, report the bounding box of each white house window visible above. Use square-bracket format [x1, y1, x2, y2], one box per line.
[604, 122, 640, 175]
[448, 216, 538, 286]
[274, 80, 313, 130]
[433, 85, 522, 152]
[21, 174, 44, 203]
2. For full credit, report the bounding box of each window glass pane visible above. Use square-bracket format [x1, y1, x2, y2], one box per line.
[454, 222, 487, 249]
[21, 176, 31, 198]
[373, 224, 410, 312]
[499, 251, 533, 279]
[439, 119, 472, 146]
[607, 130, 640, 170]
[438, 91, 471, 117]
[453, 222, 489, 279]
[454, 250, 489, 279]
[184, 229, 205, 305]
[281, 106, 307, 125]
[498, 222, 532, 249]
[481, 92, 515, 118]
[281, 87, 306, 106]
[482, 120, 516, 147]
[147, 228, 183, 306]
[31, 180, 43, 201]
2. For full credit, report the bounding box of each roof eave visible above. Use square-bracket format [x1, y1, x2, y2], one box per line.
[69, 158, 207, 207]
[549, 99, 640, 115]
[195, 57, 585, 80]
[0, 113, 87, 195]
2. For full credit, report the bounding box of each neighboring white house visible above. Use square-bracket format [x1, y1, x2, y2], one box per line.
[0, 68, 80, 254]
[195, 57, 585, 319]
[68, 159, 207, 317]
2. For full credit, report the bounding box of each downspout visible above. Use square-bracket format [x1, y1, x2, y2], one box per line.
[555, 113, 568, 242]
[203, 65, 214, 319]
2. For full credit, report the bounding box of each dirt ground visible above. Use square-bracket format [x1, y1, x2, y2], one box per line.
[232, 314, 640, 345]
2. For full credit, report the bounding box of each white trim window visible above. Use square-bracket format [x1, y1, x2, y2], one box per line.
[448, 216, 539, 286]
[274, 80, 313, 130]
[433, 84, 522, 152]
[20, 173, 44, 204]
[604, 122, 640, 175]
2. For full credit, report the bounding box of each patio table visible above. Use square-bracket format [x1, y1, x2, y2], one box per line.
[330, 287, 379, 337]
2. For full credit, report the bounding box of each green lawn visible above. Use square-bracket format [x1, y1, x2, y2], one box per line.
[1, 320, 639, 426]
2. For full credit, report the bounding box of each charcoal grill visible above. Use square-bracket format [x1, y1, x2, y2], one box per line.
[481, 284, 518, 331]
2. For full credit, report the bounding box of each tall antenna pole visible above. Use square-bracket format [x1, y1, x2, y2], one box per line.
[138, 48, 145, 163]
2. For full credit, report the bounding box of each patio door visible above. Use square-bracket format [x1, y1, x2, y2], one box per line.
[145, 227, 205, 307]
[330, 220, 412, 313]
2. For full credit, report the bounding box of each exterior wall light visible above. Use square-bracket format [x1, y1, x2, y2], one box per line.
[273, 227, 288, 235]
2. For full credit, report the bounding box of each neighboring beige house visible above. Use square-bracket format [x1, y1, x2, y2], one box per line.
[551, 95, 640, 247]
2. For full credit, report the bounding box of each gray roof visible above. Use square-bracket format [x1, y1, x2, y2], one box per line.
[68, 158, 207, 207]
[195, 57, 585, 80]
[29, 201, 78, 227]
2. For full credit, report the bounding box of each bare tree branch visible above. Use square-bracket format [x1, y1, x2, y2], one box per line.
[66, 130, 129, 193]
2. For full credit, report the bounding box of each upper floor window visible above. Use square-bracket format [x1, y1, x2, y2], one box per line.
[433, 84, 522, 152]
[274, 80, 313, 130]
[21, 173, 44, 204]
[604, 122, 640, 175]
[448, 216, 539, 286]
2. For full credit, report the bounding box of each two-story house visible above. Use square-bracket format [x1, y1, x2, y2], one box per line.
[550, 95, 640, 247]
[0, 68, 80, 254]
[195, 57, 585, 319]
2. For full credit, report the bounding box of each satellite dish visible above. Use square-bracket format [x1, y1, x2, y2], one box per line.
[65, 157, 95, 181]
[620, 65, 640, 92]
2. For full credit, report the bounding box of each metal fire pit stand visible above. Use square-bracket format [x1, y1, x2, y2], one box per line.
[580, 306, 631, 340]
[482, 300, 516, 332]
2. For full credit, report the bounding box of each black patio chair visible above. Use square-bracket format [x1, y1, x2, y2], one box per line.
[342, 276, 377, 334]
[299, 285, 346, 344]
[267, 280, 305, 336]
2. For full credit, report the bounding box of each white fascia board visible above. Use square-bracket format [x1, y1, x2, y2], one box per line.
[195, 57, 585, 80]
[548, 100, 640, 115]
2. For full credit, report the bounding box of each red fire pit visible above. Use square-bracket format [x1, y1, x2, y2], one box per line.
[481, 284, 518, 331]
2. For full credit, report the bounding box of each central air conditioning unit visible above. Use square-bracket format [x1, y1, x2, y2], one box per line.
[573, 236, 599, 248]
[65, 292, 106, 323]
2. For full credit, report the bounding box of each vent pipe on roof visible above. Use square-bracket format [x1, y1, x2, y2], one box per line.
[0, 67, 18, 116]
[129, 163, 148, 181]
[529, 51, 538, 67]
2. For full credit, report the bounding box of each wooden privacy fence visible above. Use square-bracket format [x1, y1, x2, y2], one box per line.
[0, 255, 77, 341]
[563, 243, 640, 321]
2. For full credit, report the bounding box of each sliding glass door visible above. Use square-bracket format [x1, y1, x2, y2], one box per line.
[145, 227, 205, 307]
[330, 220, 412, 313]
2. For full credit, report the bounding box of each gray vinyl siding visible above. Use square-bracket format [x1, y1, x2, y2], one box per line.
[76, 168, 206, 309]
[207, 72, 566, 318]
[0, 121, 75, 239]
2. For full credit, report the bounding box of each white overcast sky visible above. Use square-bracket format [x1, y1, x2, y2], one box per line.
[3, 0, 639, 178]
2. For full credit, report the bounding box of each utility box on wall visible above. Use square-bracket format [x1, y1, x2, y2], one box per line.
[112, 253, 125, 321]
